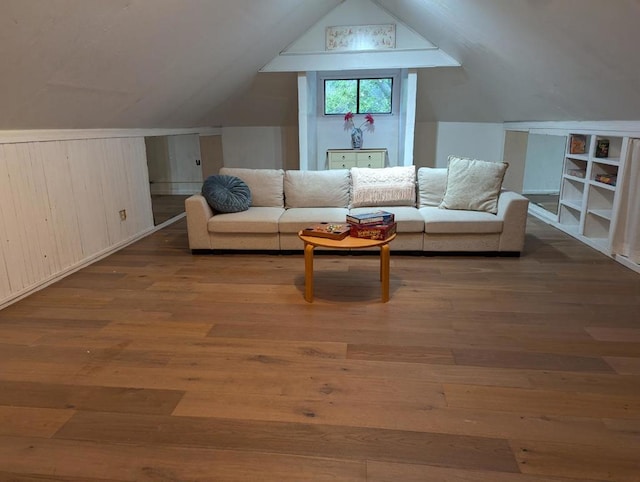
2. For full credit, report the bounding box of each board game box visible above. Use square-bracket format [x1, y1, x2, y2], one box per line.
[595, 173, 617, 186]
[301, 223, 351, 240]
[595, 139, 610, 158]
[569, 134, 587, 154]
[349, 221, 397, 240]
[346, 210, 395, 226]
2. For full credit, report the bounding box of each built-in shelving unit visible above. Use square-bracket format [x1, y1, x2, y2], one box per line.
[558, 133, 628, 254]
[504, 122, 640, 273]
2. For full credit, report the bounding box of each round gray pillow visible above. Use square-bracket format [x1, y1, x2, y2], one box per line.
[202, 175, 252, 213]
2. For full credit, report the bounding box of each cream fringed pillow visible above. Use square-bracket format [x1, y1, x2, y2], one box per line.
[440, 156, 508, 214]
[350, 166, 416, 208]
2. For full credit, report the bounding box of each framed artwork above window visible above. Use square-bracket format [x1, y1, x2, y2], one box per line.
[325, 24, 396, 51]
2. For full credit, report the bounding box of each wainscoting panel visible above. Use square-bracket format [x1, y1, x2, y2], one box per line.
[0, 136, 154, 307]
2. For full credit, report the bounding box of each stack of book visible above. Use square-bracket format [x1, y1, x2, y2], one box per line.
[346, 210, 397, 240]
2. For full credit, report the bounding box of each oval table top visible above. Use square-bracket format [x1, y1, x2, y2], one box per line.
[297, 232, 396, 249]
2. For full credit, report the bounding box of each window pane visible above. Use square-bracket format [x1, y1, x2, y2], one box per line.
[359, 78, 392, 114]
[325, 79, 357, 114]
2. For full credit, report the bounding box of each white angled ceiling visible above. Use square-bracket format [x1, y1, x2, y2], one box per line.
[1, 0, 639, 129]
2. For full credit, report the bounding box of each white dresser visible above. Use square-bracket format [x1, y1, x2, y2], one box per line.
[327, 148, 387, 169]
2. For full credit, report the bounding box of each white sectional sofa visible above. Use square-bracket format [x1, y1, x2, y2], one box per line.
[185, 165, 529, 255]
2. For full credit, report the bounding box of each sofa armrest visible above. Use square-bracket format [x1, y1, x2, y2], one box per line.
[185, 194, 214, 250]
[496, 191, 530, 252]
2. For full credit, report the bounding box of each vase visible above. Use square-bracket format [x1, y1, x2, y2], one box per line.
[351, 127, 363, 149]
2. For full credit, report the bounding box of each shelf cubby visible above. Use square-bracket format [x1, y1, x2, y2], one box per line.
[584, 212, 611, 246]
[593, 135, 623, 162]
[559, 203, 581, 229]
[560, 177, 585, 204]
[563, 156, 587, 180]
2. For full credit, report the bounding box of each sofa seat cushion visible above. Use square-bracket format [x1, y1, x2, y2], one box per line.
[285, 170, 350, 208]
[278, 207, 349, 234]
[207, 207, 284, 234]
[349, 206, 424, 233]
[219, 168, 284, 207]
[419, 207, 503, 234]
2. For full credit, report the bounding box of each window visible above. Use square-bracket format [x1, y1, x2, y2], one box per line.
[324, 77, 393, 115]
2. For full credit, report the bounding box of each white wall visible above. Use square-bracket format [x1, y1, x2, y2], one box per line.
[221, 127, 284, 169]
[314, 69, 399, 169]
[523, 134, 566, 194]
[502, 130, 529, 192]
[0, 136, 154, 308]
[220, 122, 506, 172]
[316, 113, 400, 168]
[147, 134, 202, 195]
[433, 122, 505, 167]
[286, 0, 436, 54]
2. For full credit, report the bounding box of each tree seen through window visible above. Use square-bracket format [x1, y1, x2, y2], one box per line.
[325, 78, 392, 115]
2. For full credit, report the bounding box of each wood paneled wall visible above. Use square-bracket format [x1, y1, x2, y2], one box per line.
[0, 137, 154, 308]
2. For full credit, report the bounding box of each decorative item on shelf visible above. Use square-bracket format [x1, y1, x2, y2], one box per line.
[344, 112, 374, 149]
[595, 173, 617, 186]
[567, 168, 586, 179]
[595, 139, 610, 158]
[569, 134, 587, 154]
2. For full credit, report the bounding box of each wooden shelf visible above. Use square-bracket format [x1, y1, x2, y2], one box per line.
[587, 208, 613, 221]
[558, 133, 628, 254]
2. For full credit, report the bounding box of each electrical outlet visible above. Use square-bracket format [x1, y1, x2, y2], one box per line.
[119, 209, 127, 221]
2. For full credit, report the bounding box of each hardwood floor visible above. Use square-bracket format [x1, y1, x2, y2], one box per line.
[0, 217, 639, 481]
[151, 194, 190, 225]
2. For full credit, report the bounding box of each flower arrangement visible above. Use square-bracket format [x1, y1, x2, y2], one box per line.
[344, 112, 375, 132]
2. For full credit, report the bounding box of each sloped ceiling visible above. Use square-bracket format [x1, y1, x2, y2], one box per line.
[1, 0, 639, 129]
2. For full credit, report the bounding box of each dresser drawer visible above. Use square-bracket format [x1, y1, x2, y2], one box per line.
[356, 151, 385, 168]
[327, 149, 386, 169]
[328, 158, 357, 169]
[329, 151, 357, 162]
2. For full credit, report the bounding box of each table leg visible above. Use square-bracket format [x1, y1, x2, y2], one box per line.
[380, 243, 390, 302]
[304, 242, 314, 302]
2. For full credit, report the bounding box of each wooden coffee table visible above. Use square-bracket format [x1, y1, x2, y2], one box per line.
[297, 232, 397, 303]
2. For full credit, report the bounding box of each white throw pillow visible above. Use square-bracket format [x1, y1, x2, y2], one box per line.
[284, 170, 350, 208]
[417, 167, 448, 207]
[439, 156, 508, 214]
[350, 166, 416, 208]
[219, 168, 284, 207]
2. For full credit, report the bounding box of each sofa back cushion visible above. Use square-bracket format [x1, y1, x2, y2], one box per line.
[439, 156, 508, 214]
[219, 168, 284, 207]
[350, 166, 416, 208]
[284, 169, 350, 208]
[417, 167, 448, 207]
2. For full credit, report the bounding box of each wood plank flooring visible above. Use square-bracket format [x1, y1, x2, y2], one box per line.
[0, 217, 639, 481]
